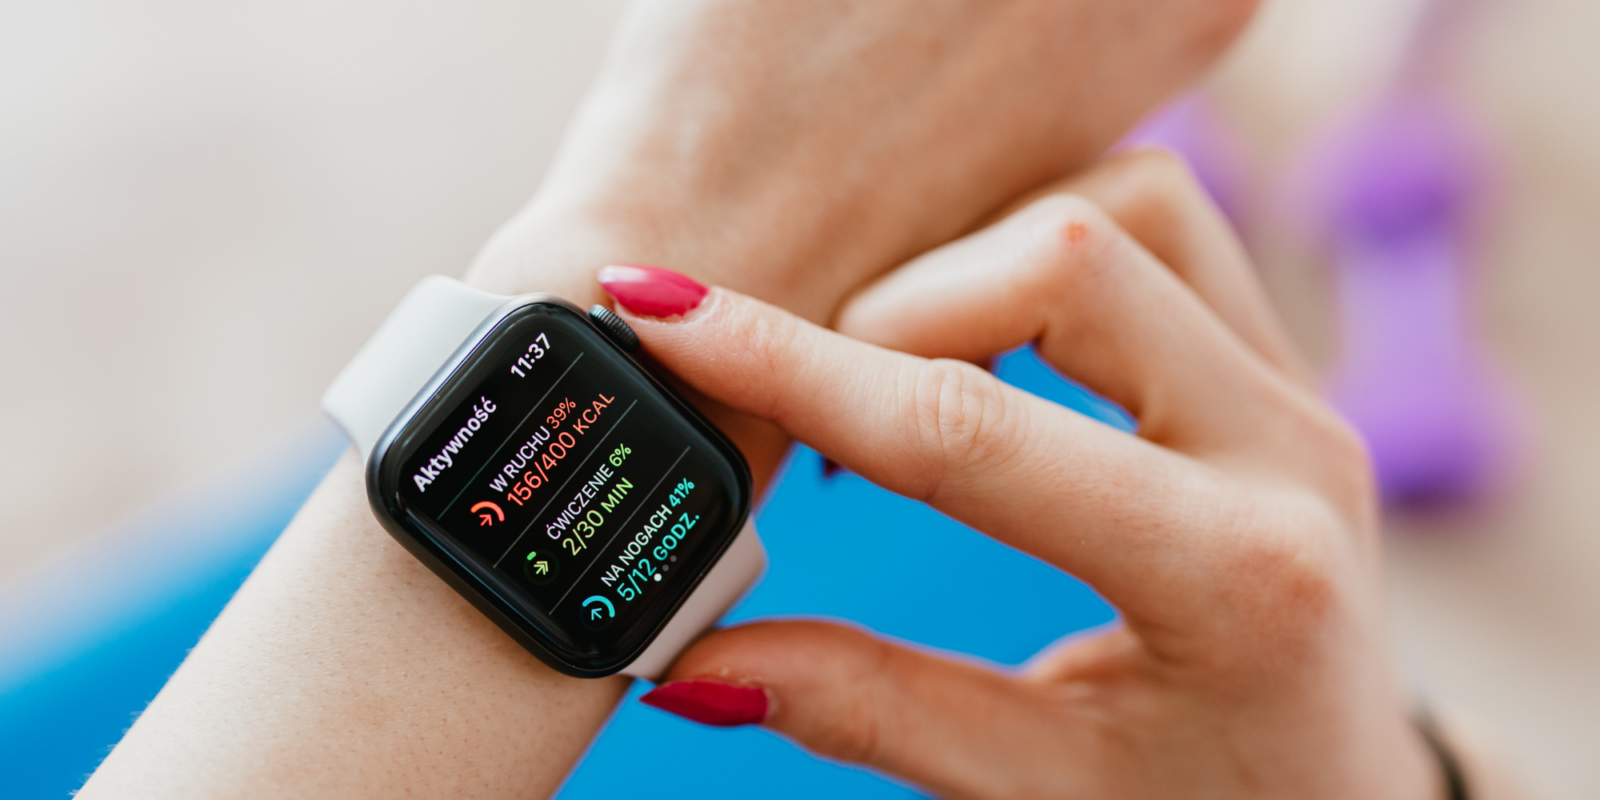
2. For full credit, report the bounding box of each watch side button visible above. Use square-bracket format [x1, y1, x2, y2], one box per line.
[589, 304, 641, 353]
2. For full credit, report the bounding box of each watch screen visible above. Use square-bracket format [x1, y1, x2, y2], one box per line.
[377, 302, 749, 673]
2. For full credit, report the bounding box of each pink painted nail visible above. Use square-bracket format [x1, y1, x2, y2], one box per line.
[596, 264, 709, 318]
[639, 679, 769, 727]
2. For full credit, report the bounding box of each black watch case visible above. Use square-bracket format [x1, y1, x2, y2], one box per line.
[365, 297, 752, 677]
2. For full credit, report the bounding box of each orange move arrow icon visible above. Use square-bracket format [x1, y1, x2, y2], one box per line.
[471, 501, 505, 527]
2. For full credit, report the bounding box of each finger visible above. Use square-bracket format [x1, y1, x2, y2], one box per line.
[833, 191, 1303, 454]
[1022, 624, 1143, 685]
[880, 149, 1311, 387]
[646, 621, 1093, 800]
[1062, 149, 1313, 385]
[613, 284, 1251, 633]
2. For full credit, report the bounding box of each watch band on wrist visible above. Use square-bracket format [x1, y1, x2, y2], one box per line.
[324, 276, 509, 459]
[1415, 706, 1471, 800]
[322, 276, 763, 680]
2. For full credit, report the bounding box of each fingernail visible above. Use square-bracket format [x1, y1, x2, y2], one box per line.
[597, 264, 709, 319]
[640, 679, 769, 727]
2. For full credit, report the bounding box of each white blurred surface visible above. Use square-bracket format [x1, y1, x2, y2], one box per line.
[0, 0, 626, 575]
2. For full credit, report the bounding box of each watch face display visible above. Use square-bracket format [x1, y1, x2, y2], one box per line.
[373, 302, 750, 676]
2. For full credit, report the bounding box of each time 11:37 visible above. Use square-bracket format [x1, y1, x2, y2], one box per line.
[509, 333, 551, 378]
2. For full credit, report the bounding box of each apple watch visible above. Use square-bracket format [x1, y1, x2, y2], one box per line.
[322, 276, 763, 679]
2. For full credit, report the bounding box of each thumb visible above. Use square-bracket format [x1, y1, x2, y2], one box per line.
[640, 620, 1080, 800]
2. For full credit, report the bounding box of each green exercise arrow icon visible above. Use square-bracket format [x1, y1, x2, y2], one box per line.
[522, 549, 559, 586]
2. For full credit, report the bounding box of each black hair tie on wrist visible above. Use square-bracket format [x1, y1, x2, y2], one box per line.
[1415, 707, 1470, 800]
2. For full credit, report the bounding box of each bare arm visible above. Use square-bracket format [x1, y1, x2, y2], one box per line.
[78, 1, 1257, 796]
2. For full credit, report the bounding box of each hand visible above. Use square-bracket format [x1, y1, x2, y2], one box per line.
[472, 0, 1261, 490]
[78, 3, 1264, 796]
[601, 151, 1441, 800]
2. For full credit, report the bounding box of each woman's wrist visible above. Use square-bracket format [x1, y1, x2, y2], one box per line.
[463, 194, 876, 325]
[1420, 710, 1544, 800]
[1416, 707, 1471, 800]
[83, 217, 813, 798]
[79, 456, 627, 799]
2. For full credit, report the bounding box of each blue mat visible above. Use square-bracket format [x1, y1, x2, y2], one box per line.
[0, 424, 350, 797]
[0, 346, 1127, 798]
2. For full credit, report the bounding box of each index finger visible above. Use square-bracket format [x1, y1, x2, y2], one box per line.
[611, 283, 1255, 638]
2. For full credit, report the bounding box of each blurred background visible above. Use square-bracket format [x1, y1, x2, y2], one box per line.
[1, 0, 1596, 796]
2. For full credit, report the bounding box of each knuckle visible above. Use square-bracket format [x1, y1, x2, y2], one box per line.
[1273, 396, 1382, 528]
[743, 297, 803, 364]
[1315, 413, 1380, 516]
[806, 636, 895, 766]
[1027, 191, 1115, 242]
[820, 695, 886, 765]
[902, 358, 1021, 503]
[1241, 533, 1338, 619]
[1021, 193, 1123, 292]
[1220, 498, 1350, 663]
[1103, 147, 1206, 223]
[737, 301, 809, 422]
[1121, 146, 1196, 192]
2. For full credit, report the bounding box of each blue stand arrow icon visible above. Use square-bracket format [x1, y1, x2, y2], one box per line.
[581, 595, 615, 622]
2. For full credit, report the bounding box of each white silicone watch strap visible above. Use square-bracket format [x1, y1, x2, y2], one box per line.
[323, 276, 509, 460]
[623, 520, 765, 680]
[321, 275, 764, 680]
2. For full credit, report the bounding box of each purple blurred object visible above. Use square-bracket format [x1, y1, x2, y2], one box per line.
[1120, 93, 1246, 221]
[1314, 97, 1524, 509]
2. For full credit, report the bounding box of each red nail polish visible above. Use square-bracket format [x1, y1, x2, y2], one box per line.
[596, 264, 709, 318]
[640, 680, 768, 727]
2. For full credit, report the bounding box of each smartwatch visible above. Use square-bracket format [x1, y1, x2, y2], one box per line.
[322, 276, 764, 679]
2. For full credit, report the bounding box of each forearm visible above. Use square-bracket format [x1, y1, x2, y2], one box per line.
[79, 183, 824, 795]
[82, 456, 621, 798]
